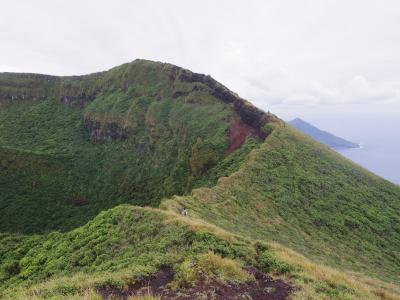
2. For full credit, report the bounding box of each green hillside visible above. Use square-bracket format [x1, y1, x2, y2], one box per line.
[0, 60, 273, 234]
[0, 60, 399, 299]
[164, 125, 400, 282]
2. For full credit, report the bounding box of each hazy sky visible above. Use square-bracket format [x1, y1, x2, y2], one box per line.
[2, 0, 400, 119]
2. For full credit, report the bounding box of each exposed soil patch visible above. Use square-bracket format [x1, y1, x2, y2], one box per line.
[225, 120, 254, 155]
[99, 268, 175, 300]
[99, 267, 293, 300]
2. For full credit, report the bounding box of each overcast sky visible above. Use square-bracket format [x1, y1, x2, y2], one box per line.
[2, 0, 400, 119]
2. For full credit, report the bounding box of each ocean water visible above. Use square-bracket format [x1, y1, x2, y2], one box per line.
[300, 114, 400, 185]
[337, 141, 400, 185]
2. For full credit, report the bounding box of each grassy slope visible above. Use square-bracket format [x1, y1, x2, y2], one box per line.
[163, 124, 400, 283]
[0, 205, 262, 299]
[1, 205, 399, 300]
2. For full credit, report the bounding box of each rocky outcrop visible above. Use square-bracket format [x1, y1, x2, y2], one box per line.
[84, 119, 128, 142]
[0, 94, 47, 102]
[60, 93, 97, 108]
[177, 69, 238, 104]
[233, 101, 271, 139]
[172, 90, 189, 99]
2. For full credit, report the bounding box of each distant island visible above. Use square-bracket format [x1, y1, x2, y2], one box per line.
[289, 118, 359, 149]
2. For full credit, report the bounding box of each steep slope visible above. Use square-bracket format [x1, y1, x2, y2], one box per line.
[0, 59, 276, 234]
[289, 118, 359, 149]
[164, 124, 400, 283]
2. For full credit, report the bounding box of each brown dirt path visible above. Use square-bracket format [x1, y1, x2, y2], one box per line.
[100, 267, 293, 300]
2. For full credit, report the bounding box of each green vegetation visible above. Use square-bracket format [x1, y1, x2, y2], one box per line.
[1, 59, 400, 299]
[1, 206, 398, 300]
[0, 206, 259, 299]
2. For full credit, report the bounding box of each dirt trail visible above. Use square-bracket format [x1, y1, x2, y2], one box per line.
[100, 267, 293, 300]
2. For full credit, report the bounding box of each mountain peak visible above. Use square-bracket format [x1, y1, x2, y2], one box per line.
[289, 117, 359, 149]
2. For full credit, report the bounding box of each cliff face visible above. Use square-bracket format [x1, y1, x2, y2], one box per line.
[0, 73, 58, 102]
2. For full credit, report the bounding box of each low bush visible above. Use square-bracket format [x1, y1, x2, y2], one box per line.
[259, 251, 295, 275]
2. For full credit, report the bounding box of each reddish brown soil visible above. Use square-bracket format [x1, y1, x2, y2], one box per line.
[225, 120, 254, 155]
[99, 267, 293, 300]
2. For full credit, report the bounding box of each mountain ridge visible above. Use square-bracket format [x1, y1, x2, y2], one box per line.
[0, 59, 277, 138]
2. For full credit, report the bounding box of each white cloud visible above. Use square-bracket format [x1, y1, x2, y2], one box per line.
[1, 0, 400, 115]
[0, 65, 21, 73]
[340, 76, 399, 104]
[240, 70, 400, 109]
